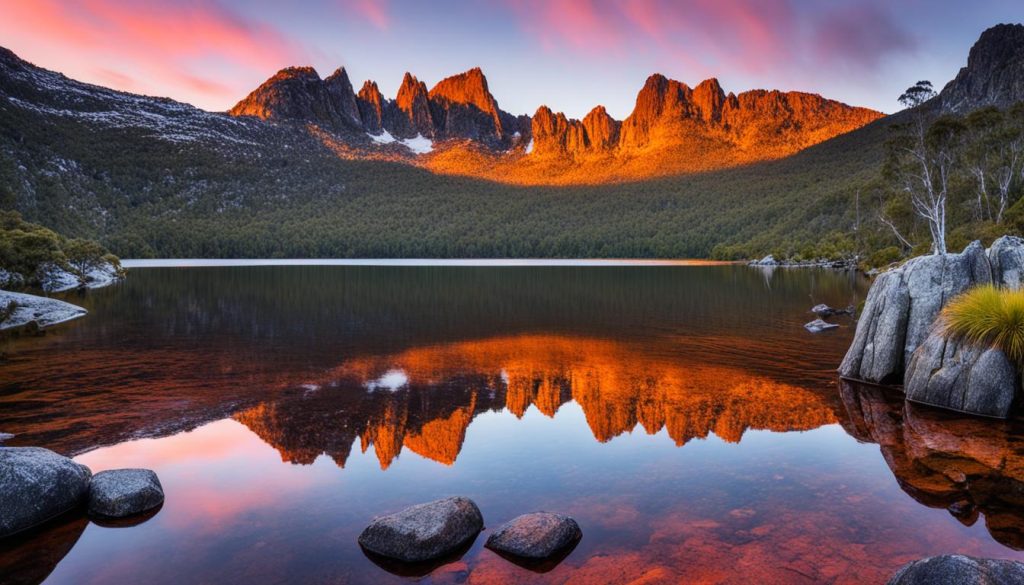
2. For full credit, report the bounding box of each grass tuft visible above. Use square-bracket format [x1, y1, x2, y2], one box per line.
[942, 284, 1024, 366]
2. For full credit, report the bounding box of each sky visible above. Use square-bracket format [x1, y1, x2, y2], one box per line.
[0, 0, 1020, 118]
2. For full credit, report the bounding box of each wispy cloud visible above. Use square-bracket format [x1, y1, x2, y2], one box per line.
[0, 0, 305, 108]
[497, 0, 916, 80]
[340, 0, 390, 30]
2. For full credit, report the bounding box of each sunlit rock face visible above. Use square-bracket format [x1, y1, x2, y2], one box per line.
[232, 66, 527, 148]
[232, 335, 838, 470]
[840, 381, 1024, 549]
[228, 66, 364, 133]
[228, 59, 880, 184]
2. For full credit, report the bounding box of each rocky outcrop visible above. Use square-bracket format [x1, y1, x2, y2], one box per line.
[988, 235, 1024, 288]
[233, 66, 526, 147]
[904, 329, 1019, 417]
[358, 496, 483, 563]
[228, 66, 363, 133]
[887, 554, 1024, 584]
[87, 469, 164, 518]
[839, 240, 994, 384]
[393, 73, 434, 139]
[938, 23, 1024, 114]
[841, 237, 1024, 418]
[428, 68, 504, 141]
[0, 447, 92, 538]
[485, 512, 582, 561]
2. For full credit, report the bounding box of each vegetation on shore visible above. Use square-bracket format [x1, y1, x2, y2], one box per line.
[0, 210, 120, 289]
[942, 284, 1024, 366]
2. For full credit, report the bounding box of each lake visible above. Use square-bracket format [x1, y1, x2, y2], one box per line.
[2, 262, 1024, 584]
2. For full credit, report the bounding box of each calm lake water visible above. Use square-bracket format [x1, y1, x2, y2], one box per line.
[3, 262, 1024, 584]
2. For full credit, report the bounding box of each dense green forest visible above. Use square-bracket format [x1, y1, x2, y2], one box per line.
[0, 94, 893, 260]
[0, 92, 1020, 261]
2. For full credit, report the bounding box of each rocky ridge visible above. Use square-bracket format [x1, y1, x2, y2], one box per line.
[228, 61, 880, 183]
[938, 23, 1024, 114]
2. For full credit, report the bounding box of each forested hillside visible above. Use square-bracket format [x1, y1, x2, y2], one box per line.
[0, 89, 890, 259]
[2, 24, 1023, 261]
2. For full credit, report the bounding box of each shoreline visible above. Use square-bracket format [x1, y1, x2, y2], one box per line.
[121, 258, 743, 268]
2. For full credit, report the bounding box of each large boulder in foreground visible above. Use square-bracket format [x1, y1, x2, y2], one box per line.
[840, 241, 993, 383]
[888, 554, 1024, 584]
[905, 329, 1019, 418]
[358, 497, 483, 563]
[0, 447, 92, 538]
[485, 512, 581, 560]
[88, 469, 164, 518]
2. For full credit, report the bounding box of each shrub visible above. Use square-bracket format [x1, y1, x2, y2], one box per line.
[942, 285, 1024, 365]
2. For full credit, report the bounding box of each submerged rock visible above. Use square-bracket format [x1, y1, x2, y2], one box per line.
[88, 469, 164, 518]
[358, 497, 483, 563]
[804, 319, 839, 333]
[887, 554, 1024, 584]
[0, 447, 92, 538]
[840, 240, 993, 384]
[905, 329, 1019, 418]
[485, 512, 581, 560]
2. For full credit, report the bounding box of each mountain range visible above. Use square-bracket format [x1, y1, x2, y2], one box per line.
[0, 24, 1021, 258]
[229, 62, 881, 184]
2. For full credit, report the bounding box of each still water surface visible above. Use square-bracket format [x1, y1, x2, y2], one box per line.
[2, 263, 1024, 584]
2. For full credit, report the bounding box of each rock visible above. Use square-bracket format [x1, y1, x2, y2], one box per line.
[811, 303, 835, 317]
[750, 254, 778, 266]
[87, 469, 164, 518]
[485, 512, 582, 560]
[888, 554, 1024, 584]
[811, 304, 854, 318]
[905, 329, 1019, 418]
[0, 447, 92, 538]
[839, 267, 910, 382]
[989, 235, 1024, 290]
[0, 290, 87, 332]
[938, 24, 1024, 114]
[804, 319, 839, 333]
[840, 240, 994, 384]
[358, 497, 483, 563]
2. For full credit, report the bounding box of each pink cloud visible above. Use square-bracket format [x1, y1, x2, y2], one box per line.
[812, 3, 917, 69]
[0, 0, 304, 109]
[341, 0, 390, 30]
[498, 0, 914, 82]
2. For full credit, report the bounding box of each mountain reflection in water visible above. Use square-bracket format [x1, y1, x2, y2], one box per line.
[235, 335, 838, 469]
[4, 264, 1024, 584]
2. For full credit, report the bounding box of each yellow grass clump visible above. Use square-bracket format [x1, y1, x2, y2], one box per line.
[942, 284, 1024, 365]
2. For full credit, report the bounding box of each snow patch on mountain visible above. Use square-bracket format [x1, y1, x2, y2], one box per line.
[401, 134, 433, 154]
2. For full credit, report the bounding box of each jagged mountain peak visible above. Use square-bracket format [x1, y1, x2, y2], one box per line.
[275, 66, 321, 81]
[938, 23, 1024, 113]
[429, 67, 495, 108]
